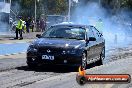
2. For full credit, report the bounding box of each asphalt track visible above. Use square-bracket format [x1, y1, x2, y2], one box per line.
[0, 45, 132, 88]
[0, 39, 131, 56]
[0, 43, 29, 55]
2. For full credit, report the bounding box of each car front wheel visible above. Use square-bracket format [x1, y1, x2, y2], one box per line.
[82, 53, 87, 70]
[97, 47, 105, 65]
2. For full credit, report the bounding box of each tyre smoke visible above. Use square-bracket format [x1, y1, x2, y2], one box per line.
[71, 2, 132, 49]
[0, 2, 10, 33]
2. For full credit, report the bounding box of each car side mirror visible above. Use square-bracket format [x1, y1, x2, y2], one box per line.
[89, 37, 96, 41]
[36, 34, 41, 38]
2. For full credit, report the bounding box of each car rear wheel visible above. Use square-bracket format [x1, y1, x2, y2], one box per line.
[97, 47, 105, 65]
[82, 53, 87, 70]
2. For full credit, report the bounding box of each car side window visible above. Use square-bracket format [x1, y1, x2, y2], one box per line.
[87, 27, 94, 38]
[91, 26, 102, 39]
[86, 27, 96, 46]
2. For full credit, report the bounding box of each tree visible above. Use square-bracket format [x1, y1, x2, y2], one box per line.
[11, 0, 68, 18]
[47, 0, 68, 15]
[19, 0, 35, 17]
[100, 0, 132, 14]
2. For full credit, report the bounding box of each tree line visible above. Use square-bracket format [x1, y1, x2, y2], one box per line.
[10, 0, 132, 18]
[10, 0, 68, 18]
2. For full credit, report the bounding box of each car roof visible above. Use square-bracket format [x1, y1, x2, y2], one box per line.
[52, 22, 91, 28]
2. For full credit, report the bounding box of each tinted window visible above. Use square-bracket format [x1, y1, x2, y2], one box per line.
[91, 26, 102, 38]
[42, 26, 86, 40]
[87, 27, 94, 37]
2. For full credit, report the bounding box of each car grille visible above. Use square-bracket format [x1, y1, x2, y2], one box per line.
[38, 47, 64, 54]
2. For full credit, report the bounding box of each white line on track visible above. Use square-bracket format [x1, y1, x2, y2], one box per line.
[0, 42, 29, 44]
[0, 52, 26, 57]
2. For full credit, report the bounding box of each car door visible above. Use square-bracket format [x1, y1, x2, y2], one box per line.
[91, 26, 104, 60]
[86, 27, 97, 64]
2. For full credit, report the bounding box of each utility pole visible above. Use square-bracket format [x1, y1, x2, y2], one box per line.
[68, 0, 79, 22]
[68, 0, 71, 22]
[35, 0, 39, 30]
[35, 0, 36, 29]
[9, 0, 12, 32]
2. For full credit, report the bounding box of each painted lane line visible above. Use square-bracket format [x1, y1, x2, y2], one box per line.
[0, 52, 26, 57]
[0, 42, 30, 44]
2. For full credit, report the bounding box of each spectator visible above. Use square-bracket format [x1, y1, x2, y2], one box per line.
[26, 17, 30, 33]
[40, 18, 45, 32]
[14, 16, 23, 40]
[31, 18, 35, 32]
[36, 18, 40, 32]
[43, 18, 46, 31]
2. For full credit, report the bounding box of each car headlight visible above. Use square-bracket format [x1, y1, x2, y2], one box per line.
[68, 50, 76, 54]
[62, 49, 76, 54]
[27, 44, 37, 52]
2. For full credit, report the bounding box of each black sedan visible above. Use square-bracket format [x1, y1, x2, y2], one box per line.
[27, 23, 105, 69]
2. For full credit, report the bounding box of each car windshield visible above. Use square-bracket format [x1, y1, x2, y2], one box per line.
[42, 26, 86, 40]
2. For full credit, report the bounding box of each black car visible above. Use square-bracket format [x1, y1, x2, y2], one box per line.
[27, 23, 105, 69]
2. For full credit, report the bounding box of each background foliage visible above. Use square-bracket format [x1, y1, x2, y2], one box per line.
[10, 0, 132, 18]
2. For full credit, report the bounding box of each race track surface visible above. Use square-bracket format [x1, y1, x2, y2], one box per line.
[0, 45, 132, 88]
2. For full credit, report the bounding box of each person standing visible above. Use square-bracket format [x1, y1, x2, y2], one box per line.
[14, 16, 23, 40]
[43, 18, 46, 31]
[22, 18, 26, 33]
[31, 18, 35, 32]
[26, 17, 30, 33]
[36, 18, 40, 32]
[40, 18, 44, 32]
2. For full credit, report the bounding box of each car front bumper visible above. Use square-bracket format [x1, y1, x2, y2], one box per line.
[27, 52, 82, 67]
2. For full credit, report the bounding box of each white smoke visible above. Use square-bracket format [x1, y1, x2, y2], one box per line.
[71, 2, 132, 49]
[0, 2, 11, 33]
[73, 0, 79, 3]
[0, 2, 10, 13]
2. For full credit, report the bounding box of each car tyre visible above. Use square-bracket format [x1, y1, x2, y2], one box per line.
[97, 47, 105, 65]
[82, 53, 87, 70]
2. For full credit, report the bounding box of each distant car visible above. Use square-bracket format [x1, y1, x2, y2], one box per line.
[27, 23, 105, 69]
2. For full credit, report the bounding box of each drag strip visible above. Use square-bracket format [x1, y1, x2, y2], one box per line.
[0, 43, 29, 56]
[0, 45, 132, 88]
[24, 58, 132, 88]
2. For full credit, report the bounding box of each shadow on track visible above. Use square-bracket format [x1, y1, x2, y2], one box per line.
[16, 65, 80, 73]
[16, 63, 96, 73]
